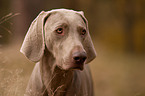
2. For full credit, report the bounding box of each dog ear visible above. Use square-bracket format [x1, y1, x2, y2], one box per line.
[77, 11, 97, 64]
[20, 11, 50, 62]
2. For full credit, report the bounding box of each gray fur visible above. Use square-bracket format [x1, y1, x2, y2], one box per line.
[21, 9, 96, 96]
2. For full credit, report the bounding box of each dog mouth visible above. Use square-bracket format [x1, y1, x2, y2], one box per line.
[71, 62, 85, 70]
[58, 57, 86, 71]
[72, 65, 84, 70]
[59, 62, 85, 71]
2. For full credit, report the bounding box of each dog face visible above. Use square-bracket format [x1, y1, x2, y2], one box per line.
[20, 9, 96, 70]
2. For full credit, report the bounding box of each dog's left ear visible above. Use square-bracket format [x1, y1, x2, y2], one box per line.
[77, 11, 97, 64]
[20, 11, 51, 62]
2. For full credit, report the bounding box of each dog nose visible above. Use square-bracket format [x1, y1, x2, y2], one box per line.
[73, 52, 87, 64]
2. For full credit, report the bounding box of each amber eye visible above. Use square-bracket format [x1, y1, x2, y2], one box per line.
[56, 28, 63, 34]
[81, 29, 86, 35]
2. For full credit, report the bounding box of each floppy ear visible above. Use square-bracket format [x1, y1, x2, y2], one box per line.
[77, 11, 97, 64]
[20, 11, 50, 62]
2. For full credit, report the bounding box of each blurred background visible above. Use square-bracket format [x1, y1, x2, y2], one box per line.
[0, 0, 145, 96]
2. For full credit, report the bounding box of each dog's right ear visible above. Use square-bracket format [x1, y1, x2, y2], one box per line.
[20, 11, 51, 62]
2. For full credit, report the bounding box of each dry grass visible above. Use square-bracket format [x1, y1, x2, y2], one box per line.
[0, 69, 23, 96]
[0, 43, 33, 96]
[0, 13, 20, 35]
[0, 41, 145, 96]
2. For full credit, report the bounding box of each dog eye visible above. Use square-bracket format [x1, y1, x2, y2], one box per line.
[81, 29, 86, 35]
[56, 28, 63, 34]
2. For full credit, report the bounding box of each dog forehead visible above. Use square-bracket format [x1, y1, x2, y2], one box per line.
[47, 10, 86, 27]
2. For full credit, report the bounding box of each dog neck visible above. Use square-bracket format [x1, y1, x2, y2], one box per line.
[40, 49, 73, 96]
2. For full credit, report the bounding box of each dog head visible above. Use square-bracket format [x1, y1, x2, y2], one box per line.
[20, 9, 96, 70]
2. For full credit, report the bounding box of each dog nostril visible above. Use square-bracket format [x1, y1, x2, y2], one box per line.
[74, 57, 81, 61]
[82, 57, 87, 61]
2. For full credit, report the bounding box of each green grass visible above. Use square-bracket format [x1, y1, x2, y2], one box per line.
[0, 42, 145, 96]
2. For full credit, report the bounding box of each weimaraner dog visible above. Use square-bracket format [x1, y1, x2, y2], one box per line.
[20, 9, 96, 96]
